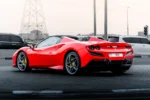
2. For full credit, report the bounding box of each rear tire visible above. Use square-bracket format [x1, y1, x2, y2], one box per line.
[111, 69, 127, 75]
[111, 65, 131, 75]
[17, 51, 31, 72]
[64, 51, 81, 75]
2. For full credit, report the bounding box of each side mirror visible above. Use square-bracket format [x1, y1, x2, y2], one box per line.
[29, 44, 35, 49]
[27, 42, 36, 49]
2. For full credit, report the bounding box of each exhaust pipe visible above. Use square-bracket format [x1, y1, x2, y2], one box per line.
[124, 59, 131, 64]
[124, 59, 128, 64]
[104, 59, 111, 64]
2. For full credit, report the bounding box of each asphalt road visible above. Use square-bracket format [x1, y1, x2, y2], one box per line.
[0, 65, 149, 92]
[0, 49, 17, 66]
[0, 49, 150, 92]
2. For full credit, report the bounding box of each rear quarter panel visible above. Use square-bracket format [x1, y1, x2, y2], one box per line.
[53, 42, 91, 69]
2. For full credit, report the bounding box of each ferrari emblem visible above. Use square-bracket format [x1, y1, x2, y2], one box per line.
[112, 46, 117, 48]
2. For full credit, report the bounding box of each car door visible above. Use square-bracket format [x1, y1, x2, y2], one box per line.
[141, 38, 150, 56]
[29, 36, 62, 67]
[122, 37, 144, 55]
[0, 34, 12, 49]
[10, 35, 24, 49]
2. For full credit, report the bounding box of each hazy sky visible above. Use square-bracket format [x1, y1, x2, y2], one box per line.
[0, 0, 149, 35]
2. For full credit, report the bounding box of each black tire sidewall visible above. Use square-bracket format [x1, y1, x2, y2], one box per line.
[111, 65, 131, 75]
[111, 69, 126, 75]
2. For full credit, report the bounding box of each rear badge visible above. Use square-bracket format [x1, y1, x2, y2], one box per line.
[112, 46, 118, 48]
[107, 46, 118, 48]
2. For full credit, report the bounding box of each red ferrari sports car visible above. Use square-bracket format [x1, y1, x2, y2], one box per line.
[12, 35, 134, 75]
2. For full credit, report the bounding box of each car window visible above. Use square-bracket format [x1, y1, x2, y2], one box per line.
[0, 35, 9, 41]
[141, 38, 150, 44]
[10, 36, 22, 42]
[77, 37, 89, 41]
[80, 37, 89, 41]
[108, 37, 119, 42]
[67, 36, 79, 40]
[36, 36, 61, 48]
[77, 37, 83, 41]
[123, 37, 142, 43]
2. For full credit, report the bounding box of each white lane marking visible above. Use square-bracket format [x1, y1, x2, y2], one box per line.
[39, 90, 63, 94]
[12, 90, 63, 94]
[112, 88, 150, 93]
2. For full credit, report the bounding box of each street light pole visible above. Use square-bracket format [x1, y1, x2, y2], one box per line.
[104, 0, 108, 40]
[93, 0, 97, 36]
[127, 6, 129, 36]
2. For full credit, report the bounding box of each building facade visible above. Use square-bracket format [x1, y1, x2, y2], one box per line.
[19, 30, 49, 40]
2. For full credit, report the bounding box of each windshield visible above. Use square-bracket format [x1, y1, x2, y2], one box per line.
[108, 37, 119, 42]
[1, 0, 150, 99]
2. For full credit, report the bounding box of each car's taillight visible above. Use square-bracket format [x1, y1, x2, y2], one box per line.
[126, 45, 131, 49]
[126, 51, 133, 56]
[89, 46, 95, 50]
[95, 46, 100, 50]
[88, 45, 100, 50]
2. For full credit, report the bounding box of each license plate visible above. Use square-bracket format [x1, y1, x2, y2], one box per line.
[109, 53, 123, 57]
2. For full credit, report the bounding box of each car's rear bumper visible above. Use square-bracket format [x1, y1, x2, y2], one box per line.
[83, 58, 133, 71]
[80, 47, 134, 68]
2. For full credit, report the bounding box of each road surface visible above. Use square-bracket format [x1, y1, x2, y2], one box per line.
[0, 49, 150, 92]
[0, 65, 149, 91]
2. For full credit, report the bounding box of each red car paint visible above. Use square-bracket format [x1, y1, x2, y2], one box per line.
[89, 36, 106, 42]
[12, 36, 134, 70]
